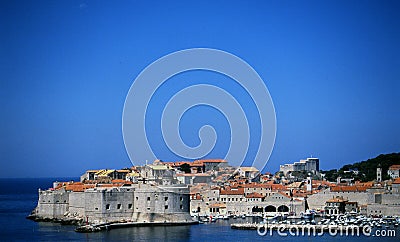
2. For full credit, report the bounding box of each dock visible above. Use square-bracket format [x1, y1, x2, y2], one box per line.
[75, 220, 199, 233]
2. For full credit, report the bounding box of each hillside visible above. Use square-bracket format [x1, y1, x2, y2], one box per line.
[323, 152, 400, 182]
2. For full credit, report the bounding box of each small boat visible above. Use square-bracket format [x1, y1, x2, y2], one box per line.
[241, 215, 246, 219]
[301, 210, 314, 220]
[233, 215, 237, 219]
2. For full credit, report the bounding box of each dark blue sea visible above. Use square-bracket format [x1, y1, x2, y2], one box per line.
[0, 178, 399, 241]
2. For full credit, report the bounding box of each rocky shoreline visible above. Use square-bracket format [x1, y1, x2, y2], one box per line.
[26, 210, 84, 226]
[26, 210, 199, 233]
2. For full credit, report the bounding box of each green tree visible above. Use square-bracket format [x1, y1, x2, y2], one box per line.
[179, 163, 191, 174]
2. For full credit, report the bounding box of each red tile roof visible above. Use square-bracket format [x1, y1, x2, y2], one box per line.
[220, 187, 244, 195]
[327, 197, 348, 203]
[245, 192, 264, 198]
[330, 185, 370, 192]
[389, 165, 400, 170]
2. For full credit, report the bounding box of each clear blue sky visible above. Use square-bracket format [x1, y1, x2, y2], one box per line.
[1, 0, 399, 178]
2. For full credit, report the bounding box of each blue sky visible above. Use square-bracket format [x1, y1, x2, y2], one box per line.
[1, 0, 399, 178]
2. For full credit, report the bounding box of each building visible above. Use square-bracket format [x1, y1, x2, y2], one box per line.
[377, 165, 382, 182]
[176, 173, 212, 185]
[245, 192, 264, 202]
[306, 176, 312, 192]
[388, 165, 400, 179]
[162, 159, 228, 173]
[345, 201, 358, 213]
[236, 167, 259, 179]
[29, 181, 196, 225]
[202, 159, 228, 171]
[279, 158, 320, 176]
[324, 196, 348, 215]
[209, 203, 227, 215]
[80, 169, 131, 182]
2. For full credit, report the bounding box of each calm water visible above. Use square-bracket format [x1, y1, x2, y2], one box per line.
[0, 178, 399, 241]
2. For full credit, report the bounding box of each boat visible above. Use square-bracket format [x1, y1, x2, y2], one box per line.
[200, 218, 209, 223]
[223, 215, 229, 220]
[301, 210, 315, 220]
[241, 215, 246, 219]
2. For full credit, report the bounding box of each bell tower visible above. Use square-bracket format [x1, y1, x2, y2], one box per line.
[376, 164, 382, 182]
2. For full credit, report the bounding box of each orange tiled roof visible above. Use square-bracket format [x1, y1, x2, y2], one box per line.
[330, 185, 369, 192]
[389, 165, 400, 170]
[327, 197, 348, 203]
[245, 192, 264, 198]
[65, 183, 95, 192]
[111, 179, 133, 184]
[238, 183, 286, 191]
[220, 187, 244, 195]
[209, 203, 227, 208]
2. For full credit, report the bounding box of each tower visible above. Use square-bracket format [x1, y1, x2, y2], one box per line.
[377, 164, 382, 182]
[306, 174, 312, 192]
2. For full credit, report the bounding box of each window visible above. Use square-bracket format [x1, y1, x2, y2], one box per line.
[136, 197, 138, 201]
[128, 204, 133, 209]
[106, 204, 110, 210]
[165, 205, 168, 209]
[180, 205, 183, 209]
[117, 204, 121, 209]
[180, 196, 183, 201]
[165, 197, 168, 201]
[95, 207, 98, 210]
[147, 207, 150, 210]
[147, 197, 150, 201]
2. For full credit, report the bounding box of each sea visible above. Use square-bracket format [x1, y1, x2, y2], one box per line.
[0, 178, 399, 241]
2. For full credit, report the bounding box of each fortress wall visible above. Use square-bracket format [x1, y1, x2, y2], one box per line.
[367, 204, 400, 216]
[33, 184, 194, 224]
[381, 193, 400, 205]
[68, 192, 86, 216]
[36, 190, 69, 218]
[86, 187, 135, 223]
[132, 212, 194, 223]
[307, 190, 370, 210]
[132, 185, 192, 223]
[190, 200, 208, 215]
